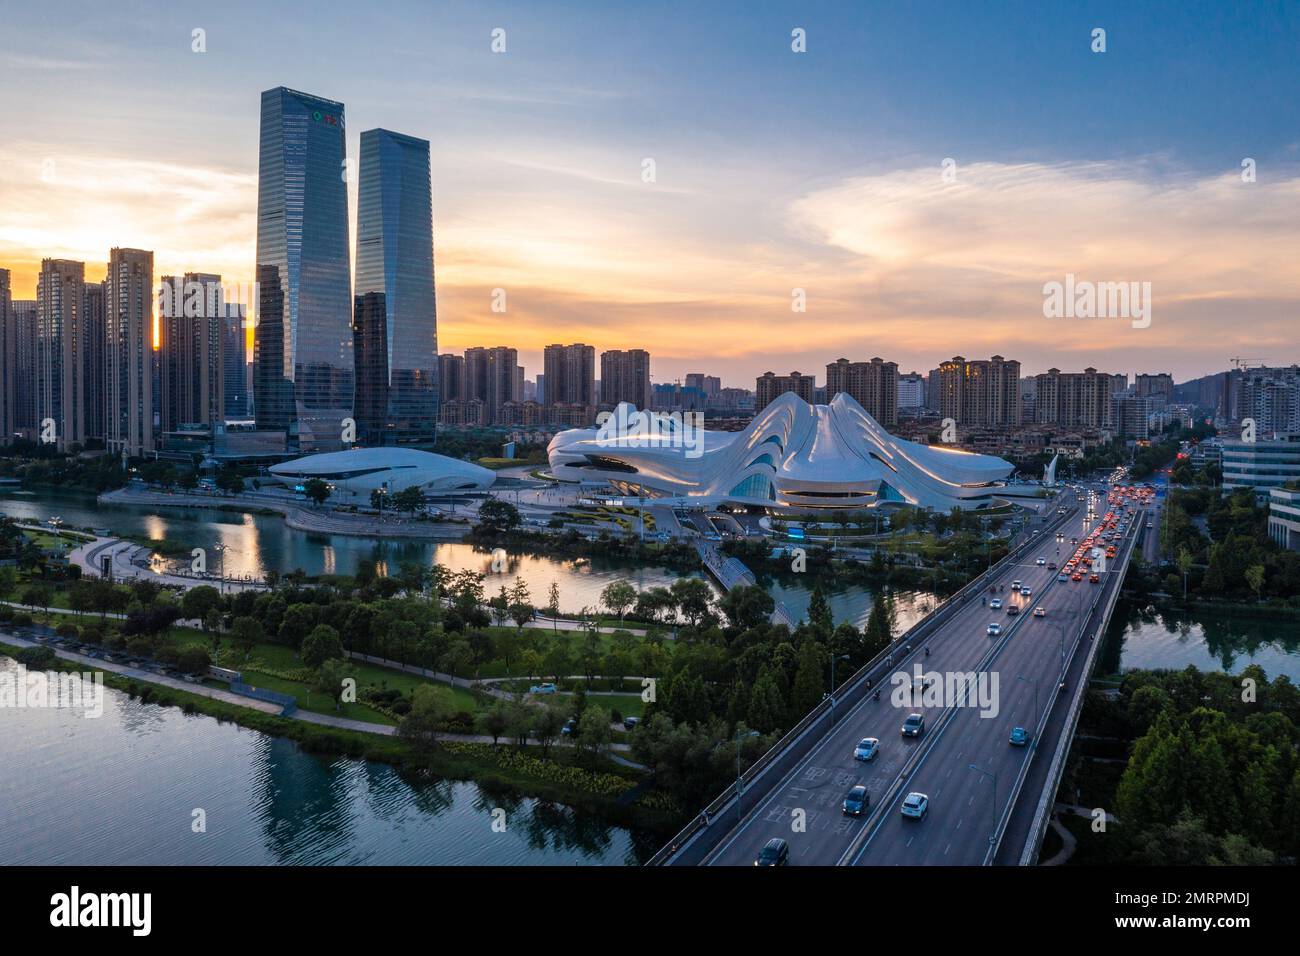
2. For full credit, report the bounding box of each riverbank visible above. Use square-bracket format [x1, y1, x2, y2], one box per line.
[0, 637, 679, 833]
[97, 487, 474, 540]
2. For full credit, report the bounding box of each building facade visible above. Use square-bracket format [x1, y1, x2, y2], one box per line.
[600, 349, 651, 410]
[36, 258, 89, 451]
[254, 87, 353, 451]
[826, 357, 899, 426]
[937, 355, 1021, 428]
[756, 370, 816, 411]
[544, 343, 595, 423]
[352, 128, 438, 446]
[1034, 367, 1118, 430]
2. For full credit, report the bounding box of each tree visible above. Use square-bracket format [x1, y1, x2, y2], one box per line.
[181, 585, 222, 628]
[533, 705, 565, 759]
[791, 641, 825, 719]
[546, 581, 561, 629]
[301, 624, 345, 669]
[397, 684, 458, 749]
[720, 585, 774, 630]
[478, 703, 510, 745]
[315, 659, 351, 711]
[601, 580, 637, 621]
[508, 577, 534, 630]
[1244, 564, 1266, 602]
[670, 577, 713, 628]
[476, 499, 521, 535]
[230, 616, 263, 661]
[576, 705, 612, 764]
[302, 477, 332, 507]
[807, 585, 833, 635]
[392, 485, 424, 514]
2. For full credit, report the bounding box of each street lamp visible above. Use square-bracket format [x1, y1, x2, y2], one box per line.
[829, 653, 851, 726]
[1017, 674, 1039, 740]
[969, 763, 998, 847]
[735, 729, 761, 819]
[212, 542, 228, 593]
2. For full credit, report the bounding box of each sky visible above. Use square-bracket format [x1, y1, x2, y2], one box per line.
[1, 0, 1297, 387]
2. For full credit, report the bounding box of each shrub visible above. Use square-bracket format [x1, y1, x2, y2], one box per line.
[126, 636, 155, 658]
[15, 645, 56, 668]
[11, 612, 33, 627]
[177, 645, 212, 674]
[56, 623, 79, 639]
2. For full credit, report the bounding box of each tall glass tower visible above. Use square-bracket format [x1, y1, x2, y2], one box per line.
[353, 128, 438, 445]
[254, 87, 353, 451]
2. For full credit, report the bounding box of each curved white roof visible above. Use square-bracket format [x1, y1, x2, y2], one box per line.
[269, 447, 495, 494]
[548, 394, 1013, 511]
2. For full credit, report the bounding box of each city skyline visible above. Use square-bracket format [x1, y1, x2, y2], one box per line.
[1, 1, 1298, 389]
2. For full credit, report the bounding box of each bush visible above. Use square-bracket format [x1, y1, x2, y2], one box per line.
[155, 645, 180, 666]
[176, 645, 212, 674]
[103, 632, 126, 651]
[126, 636, 155, 658]
[0, 605, 12, 622]
[15, 645, 56, 668]
[56, 623, 79, 639]
[11, 612, 33, 627]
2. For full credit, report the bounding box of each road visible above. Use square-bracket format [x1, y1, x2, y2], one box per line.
[702, 483, 1139, 866]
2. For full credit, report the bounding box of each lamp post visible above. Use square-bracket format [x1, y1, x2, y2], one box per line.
[212, 542, 228, 593]
[735, 728, 760, 819]
[829, 653, 850, 726]
[1017, 674, 1039, 741]
[969, 763, 998, 848]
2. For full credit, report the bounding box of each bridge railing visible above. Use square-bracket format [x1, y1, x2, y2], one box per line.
[648, 498, 1074, 866]
[1013, 516, 1139, 865]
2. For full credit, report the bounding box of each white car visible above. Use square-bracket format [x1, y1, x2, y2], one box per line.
[1035, 556, 1046, 566]
[1020, 587, 1032, 598]
[854, 737, 880, 762]
[1033, 607, 1046, 618]
[987, 622, 1002, 636]
[990, 598, 1003, 610]
[900, 792, 930, 819]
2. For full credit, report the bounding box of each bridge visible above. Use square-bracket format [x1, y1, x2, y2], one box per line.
[694, 540, 799, 630]
[653, 484, 1147, 866]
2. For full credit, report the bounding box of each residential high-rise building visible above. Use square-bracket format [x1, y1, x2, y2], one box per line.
[12, 299, 37, 438]
[36, 258, 88, 451]
[937, 356, 1021, 427]
[1135, 372, 1174, 405]
[826, 357, 899, 425]
[438, 353, 465, 403]
[352, 128, 438, 445]
[1237, 365, 1300, 437]
[105, 248, 155, 457]
[600, 349, 651, 409]
[685, 373, 721, 400]
[81, 280, 106, 444]
[897, 372, 925, 412]
[158, 274, 225, 436]
[223, 302, 248, 419]
[462, 346, 519, 424]
[1033, 367, 1116, 429]
[756, 371, 815, 411]
[0, 269, 14, 443]
[254, 87, 353, 451]
[544, 343, 596, 422]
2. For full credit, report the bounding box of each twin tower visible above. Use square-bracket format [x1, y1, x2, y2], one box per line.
[255, 86, 437, 451]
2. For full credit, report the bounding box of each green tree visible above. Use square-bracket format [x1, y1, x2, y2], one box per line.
[314, 658, 351, 711]
[397, 684, 458, 750]
[791, 641, 825, 719]
[1244, 563, 1266, 601]
[301, 624, 345, 669]
[600, 580, 637, 621]
[576, 704, 612, 764]
[303, 477, 332, 507]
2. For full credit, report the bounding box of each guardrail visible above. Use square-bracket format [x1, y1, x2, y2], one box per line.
[1013, 512, 1142, 865]
[648, 496, 1075, 866]
[984, 514, 1139, 863]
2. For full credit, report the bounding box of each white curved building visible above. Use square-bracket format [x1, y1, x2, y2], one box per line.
[548, 394, 1014, 512]
[269, 447, 495, 500]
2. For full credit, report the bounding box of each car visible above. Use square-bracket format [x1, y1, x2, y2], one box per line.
[1047, 561, 1057, 570]
[986, 622, 1002, 636]
[842, 785, 870, 816]
[622, 716, 640, 731]
[1006, 604, 1020, 616]
[1089, 573, 1100, 583]
[1011, 580, 1022, 592]
[900, 792, 929, 819]
[755, 837, 789, 866]
[561, 718, 578, 736]
[1057, 573, 1069, 582]
[901, 713, 925, 737]
[1009, 726, 1030, 746]
[1035, 556, 1046, 566]
[1033, 606, 1046, 618]
[854, 737, 880, 761]
[1021, 587, 1032, 598]
[1071, 573, 1083, 582]
[530, 682, 558, 695]
[990, 598, 1003, 609]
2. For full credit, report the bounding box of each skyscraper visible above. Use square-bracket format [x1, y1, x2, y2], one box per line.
[254, 87, 352, 451]
[937, 355, 1022, 428]
[826, 357, 899, 425]
[353, 128, 438, 445]
[0, 269, 14, 444]
[223, 301, 248, 419]
[36, 258, 88, 451]
[105, 248, 155, 457]
[82, 280, 106, 444]
[12, 299, 37, 439]
[756, 371, 815, 410]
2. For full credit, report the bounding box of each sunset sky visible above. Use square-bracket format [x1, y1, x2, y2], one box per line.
[2, 0, 1297, 386]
